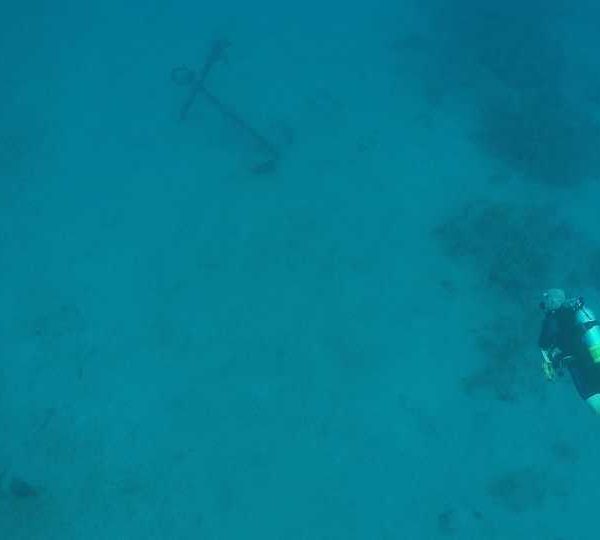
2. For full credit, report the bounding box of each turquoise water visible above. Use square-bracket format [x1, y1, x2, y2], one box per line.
[1, 1, 599, 538]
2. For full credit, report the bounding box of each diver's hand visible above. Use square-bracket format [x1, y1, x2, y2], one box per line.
[541, 348, 559, 381]
[542, 357, 556, 381]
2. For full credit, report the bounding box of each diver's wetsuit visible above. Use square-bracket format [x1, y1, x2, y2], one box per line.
[538, 300, 600, 399]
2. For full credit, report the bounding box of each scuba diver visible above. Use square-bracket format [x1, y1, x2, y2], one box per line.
[539, 288, 600, 415]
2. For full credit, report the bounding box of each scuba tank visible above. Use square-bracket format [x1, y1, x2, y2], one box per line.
[573, 298, 600, 364]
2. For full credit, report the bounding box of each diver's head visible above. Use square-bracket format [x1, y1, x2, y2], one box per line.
[540, 288, 566, 313]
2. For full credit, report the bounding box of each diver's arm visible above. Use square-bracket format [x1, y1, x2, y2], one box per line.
[541, 346, 574, 380]
[541, 347, 566, 380]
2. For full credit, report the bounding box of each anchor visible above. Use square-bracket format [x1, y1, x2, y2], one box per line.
[172, 40, 281, 175]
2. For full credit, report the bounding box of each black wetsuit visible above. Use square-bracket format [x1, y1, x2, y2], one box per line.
[538, 300, 600, 399]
